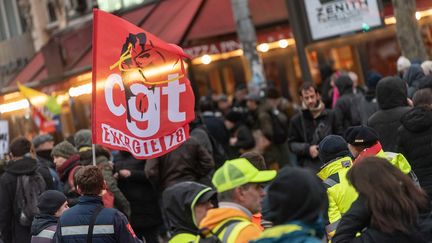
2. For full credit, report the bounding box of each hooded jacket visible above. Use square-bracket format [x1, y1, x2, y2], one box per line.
[30, 214, 58, 243]
[334, 75, 363, 133]
[404, 64, 426, 98]
[0, 157, 47, 243]
[257, 167, 326, 243]
[368, 77, 411, 152]
[397, 106, 432, 199]
[162, 182, 215, 242]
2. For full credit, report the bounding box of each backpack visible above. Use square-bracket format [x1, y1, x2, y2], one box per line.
[268, 110, 288, 145]
[68, 165, 115, 208]
[15, 172, 46, 226]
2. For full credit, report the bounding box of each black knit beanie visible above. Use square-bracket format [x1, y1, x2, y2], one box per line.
[318, 135, 350, 163]
[37, 190, 67, 215]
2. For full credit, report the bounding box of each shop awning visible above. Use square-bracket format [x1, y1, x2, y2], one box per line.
[140, 0, 203, 44]
[8, 52, 47, 87]
[185, 0, 288, 42]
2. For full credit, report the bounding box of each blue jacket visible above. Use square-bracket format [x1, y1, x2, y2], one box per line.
[54, 195, 142, 243]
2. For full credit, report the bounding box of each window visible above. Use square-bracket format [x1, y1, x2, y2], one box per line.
[0, 0, 23, 41]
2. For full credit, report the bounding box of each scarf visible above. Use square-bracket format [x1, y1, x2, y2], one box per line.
[353, 142, 382, 164]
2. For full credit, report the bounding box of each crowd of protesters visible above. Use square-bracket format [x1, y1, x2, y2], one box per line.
[1, 56, 432, 243]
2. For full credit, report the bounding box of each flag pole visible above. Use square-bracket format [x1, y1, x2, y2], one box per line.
[92, 144, 96, 166]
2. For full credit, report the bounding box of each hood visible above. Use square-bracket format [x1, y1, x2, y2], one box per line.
[401, 106, 432, 132]
[403, 64, 425, 86]
[31, 214, 58, 235]
[419, 74, 432, 90]
[376, 76, 408, 109]
[6, 157, 38, 175]
[57, 154, 81, 180]
[334, 75, 353, 95]
[163, 181, 216, 235]
[265, 167, 327, 226]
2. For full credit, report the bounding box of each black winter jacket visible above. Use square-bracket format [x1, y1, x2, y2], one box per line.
[333, 196, 432, 243]
[145, 137, 214, 191]
[397, 106, 432, 199]
[288, 108, 337, 172]
[114, 153, 162, 229]
[0, 157, 49, 243]
[368, 77, 411, 152]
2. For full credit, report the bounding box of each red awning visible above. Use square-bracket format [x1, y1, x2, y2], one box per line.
[9, 52, 47, 87]
[122, 3, 156, 25]
[140, 0, 203, 44]
[185, 0, 288, 42]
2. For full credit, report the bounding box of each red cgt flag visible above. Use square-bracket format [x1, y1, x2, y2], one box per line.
[92, 9, 195, 159]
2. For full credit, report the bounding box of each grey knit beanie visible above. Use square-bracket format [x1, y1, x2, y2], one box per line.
[51, 141, 78, 158]
[74, 129, 92, 150]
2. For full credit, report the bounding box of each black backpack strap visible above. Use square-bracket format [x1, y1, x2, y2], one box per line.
[87, 205, 104, 243]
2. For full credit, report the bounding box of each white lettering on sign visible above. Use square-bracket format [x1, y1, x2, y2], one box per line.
[104, 73, 186, 138]
[184, 40, 241, 58]
[102, 123, 186, 157]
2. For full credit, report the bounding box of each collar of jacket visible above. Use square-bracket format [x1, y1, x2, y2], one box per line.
[354, 142, 382, 164]
[6, 156, 38, 175]
[78, 195, 103, 205]
[317, 156, 352, 180]
[31, 214, 58, 236]
[219, 202, 253, 219]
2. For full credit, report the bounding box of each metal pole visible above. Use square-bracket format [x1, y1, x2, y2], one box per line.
[285, 0, 312, 82]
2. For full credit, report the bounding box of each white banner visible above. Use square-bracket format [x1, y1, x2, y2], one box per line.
[305, 0, 382, 40]
[0, 120, 8, 159]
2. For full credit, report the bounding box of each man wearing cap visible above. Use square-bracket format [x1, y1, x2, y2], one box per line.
[198, 158, 276, 243]
[31, 190, 69, 243]
[162, 181, 216, 243]
[344, 125, 416, 180]
[316, 135, 357, 239]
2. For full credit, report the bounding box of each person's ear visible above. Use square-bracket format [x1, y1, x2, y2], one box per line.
[76, 185, 83, 195]
[30, 146, 37, 158]
[103, 180, 108, 190]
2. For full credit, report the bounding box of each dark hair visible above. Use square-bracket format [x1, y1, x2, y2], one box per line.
[199, 96, 214, 112]
[347, 157, 429, 234]
[413, 88, 432, 107]
[240, 151, 266, 170]
[298, 82, 318, 96]
[74, 166, 105, 195]
[9, 136, 32, 157]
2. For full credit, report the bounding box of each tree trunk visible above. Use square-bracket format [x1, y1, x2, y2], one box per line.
[392, 0, 428, 60]
[230, 0, 266, 92]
